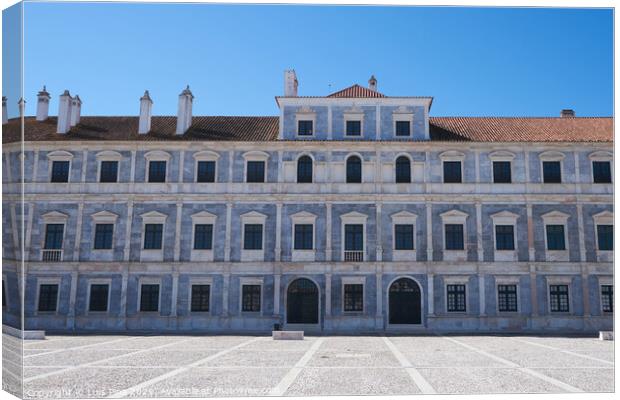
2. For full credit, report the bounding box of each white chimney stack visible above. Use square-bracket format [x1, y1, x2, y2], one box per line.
[70, 95, 82, 126]
[139, 90, 153, 134]
[368, 75, 377, 92]
[36, 85, 51, 121]
[176, 85, 193, 135]
[18, 97, 25, 118]
[284, 70, 298, 96]
[57, 90, 73, 134]
[2, 96, 8, 124]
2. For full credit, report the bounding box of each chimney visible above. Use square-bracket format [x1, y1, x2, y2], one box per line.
[70, 95, 82, 126]
[560, 109, 575, 118]
[2, 96, 8, 124]
[139, 90, 153, 134]
[36, 85, 51, 121]
[368, 75, 377, 91]
[176, 85, 193, 135]
[284, 70, 298, 96]
[57, 90, 73, 134]
[18, 97, 25, 118]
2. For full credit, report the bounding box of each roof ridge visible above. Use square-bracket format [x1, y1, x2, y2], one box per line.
[431, 116, 613, 119]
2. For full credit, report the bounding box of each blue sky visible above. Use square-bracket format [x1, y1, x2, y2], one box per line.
[3, 3, 613, 118]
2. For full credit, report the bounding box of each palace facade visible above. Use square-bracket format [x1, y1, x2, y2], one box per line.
[2, 72, 614, 333]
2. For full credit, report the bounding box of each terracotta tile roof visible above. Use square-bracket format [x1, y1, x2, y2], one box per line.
[327, 84, 386, 98]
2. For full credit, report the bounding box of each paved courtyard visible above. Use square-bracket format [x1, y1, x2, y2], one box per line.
[2, 333, 614, 398]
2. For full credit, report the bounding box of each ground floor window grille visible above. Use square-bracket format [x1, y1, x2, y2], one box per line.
[38, 284, 59, 312]
[140, 284, 160, 312]
[191, 284, 210, 312]
[549, 284, 569, 312]
[343, 284, 363, 312]
[497, 284, 518, 312]
[446, 284, 466, 312]
[242, 284, 261, 312]
[601, 285, 613, 313]
[89, 284, 110, 312]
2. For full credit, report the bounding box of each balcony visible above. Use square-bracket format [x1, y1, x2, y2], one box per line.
[42, 250, 62, 262]
[344, 250, 364, 262]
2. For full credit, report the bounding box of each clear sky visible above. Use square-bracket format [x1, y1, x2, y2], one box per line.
[4, 3, 614, 118]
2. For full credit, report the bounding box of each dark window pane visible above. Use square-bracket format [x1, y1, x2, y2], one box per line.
[593, 161, 612, 183]
[549, 284, 569, 312]
[346, 120, 361, 136]
[346, 156, 362, 183]
[246, 161, 265, 183]
[395, 121, 410, 136]
[244, 224, 263, 250]
[493, 161, 512, 183]
[38, 284, 59, 312]
[140, 284, 160, 312]
[395, 224, 414, 250]
[2, 280, 6, 308]
[94, 224, 114, 250]
[445, 224, 464, 250]
[443, 161, 462, 183]
[242, 285, 261, 312]
[89, 284, 109, 312]
[51, 161, 70, 183]
[193, 224, 213, 250]
[447, 284, 466, 312]
[345, 224, 364, 251]
[297, 156, 313, 183]
[543, 161, 562, 183]
[148, 161, 166, 183]
[497, 284, 518, 312]
[144, 224, 163, 250]
[344, 284, 364, 312]
[298, 120, 313, 136]
[191, 284, 210, 312]
[395, 156, 411, 183]
[99, 161, 118, 183]
[601, 285, 613, 313]
[44, 224, 64, 249]
[197, 161, 216, 183]
[597, 225, 613, 251]
[546, 225, 565, 250]
[294, 224, 313, 250]
[495, 225, 515, 250]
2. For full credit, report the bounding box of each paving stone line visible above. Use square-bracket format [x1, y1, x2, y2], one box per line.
[24, 337, 142, 359]
[106, 336, 265, 398]
[267, 337, 325, 396]
[441, 336, 583, 393]
[23, 338, 194, 383]
[510, 337, 614, 366]
[381, 336, 437, 394]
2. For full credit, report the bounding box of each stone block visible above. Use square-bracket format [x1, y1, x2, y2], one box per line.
[273, 330, 304, 340]
[599, 331, 613, 340]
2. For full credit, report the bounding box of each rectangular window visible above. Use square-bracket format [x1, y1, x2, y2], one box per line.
[191, 284, 210, 312]
[344, 224, 364, 251]
[246, 161, 265, 183]
[395, 121, 411, 137]
[597, 225, 613, 251]
[193, 224, 213, 250]
[493, 161, 512, 183]
[44, 224, 64, 249]
[143, 224, 163, 250]
[497, 284, 518, 312]
[447, 284, 466, 312]
[93, 224, 114, 250]
[394, 224, 414, 250]
[344, 284, 364, 312]
[298, 120, 313, 136]
[148, 161, 166, 183]
[549, 284, 569, 312]
[445, 224, 464, 250]
[197, 161, 216, 183]
[88, 284, 109, 312]
[244, 224, 263, 250]
[592, 161, 612, 184]
[443, 161, 462, 183]
[241, 284, 261, 312]
[601, 285, 613, 313]
[294, 224, 313, 250]
[542, 161, 562, 183]
[495, 225, 515, 251]
[38, 284, 59, 312]
[140, 284, 160, 312]
[346, 120, 361, 136]
[546, 225, 566, 251]
[2, 279, 6, 308]
[50, 161, 70, 183]
[99, 161, 118, 183]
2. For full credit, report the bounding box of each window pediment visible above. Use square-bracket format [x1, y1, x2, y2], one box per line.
[140, 211, 167, 223]
[95, 151, 122, 161]
[593, 211, 613, 225]
[47, 150, 73, 161]
[490, 211, 519, 225]
[241, 211, 267, 224]
[440, 209, 469, 223]
[42, 211, 69, 222]
[191, 211, 217, 224]
[489, 150, 516, 161]
[242, 151, 269, 161]
[193, 151, 220, 161]
[539, 151, 565, 161]
[144, 150, 171, 161]
[589, 151, 613, 161]
[291, 211, 317, 222]
[439, 150, 465, 161]
[340, 211, 368, 223]
[541, 211, 569, 224]
[391, 210, 418, 224]
[91, 210, 119, 223]
[296, 106, 315, 115]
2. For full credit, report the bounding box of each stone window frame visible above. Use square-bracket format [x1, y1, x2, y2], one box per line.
[443, 275, 469, 314]
[190, 211, 217, 262]
[490, 211, 519, 261]
[593, 210, 613, 261]
[41, 211, 69, 260]
[138, 276, 162, 314]
[489, 150, 516, 184]
[95, 150, 122, 183]
[341, 276, 366, 314]
[295, 106, 316, 138]
[139, 211, 167, 261]
[291, 211, 317, 262]
[391, 210, 417, 261]
[546, 276, 573, 315]
[541, 211, 570, 261]
[34, 277, 62, 316]
[340, 211, 368, 262]
[539, 151, 565, 184]
[47, 150, 73, 183]
[240, 211, 267, 262]
[296, 153, 315, 183]
[598, 276, 613, 314]
[440, 209, 468, 261]
[392, 106, 414, 138]
[589, 151, 613, 184]
[193, 151, 220, 183]
[90, 211, 118, 252]
[494, 276, 520, 314]
[85, 278, 112, 315]
[239, 277, 264, 315]
[345, 152, 364, 184]
[188, 276, 213, 315]
[343, 106, 364, 138]
[394, 153, 413, 184]
[439, 150, 465, 183]
[243, 151, 269, 183]
[144, 150, 171, 183]
[2, 273, 9, 311]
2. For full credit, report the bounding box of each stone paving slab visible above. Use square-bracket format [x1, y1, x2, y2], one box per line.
[307, 349, 400, 367]
[206, 350, 306, 367]
[484, 348, 610, 368]
[24, 349, 136, 367]
[402, 349, 507, 368]
[96, 349, 221, 368]
[532, 367, 615, 392]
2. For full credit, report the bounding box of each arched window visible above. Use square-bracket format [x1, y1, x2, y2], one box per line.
[395, 156, 411, 183]
[346, 155, 362, 183]
[297, 155, 313, 183]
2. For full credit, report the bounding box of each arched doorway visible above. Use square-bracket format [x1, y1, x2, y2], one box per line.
[388, 277, 422, 324]
[287, 278, 319, 324]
